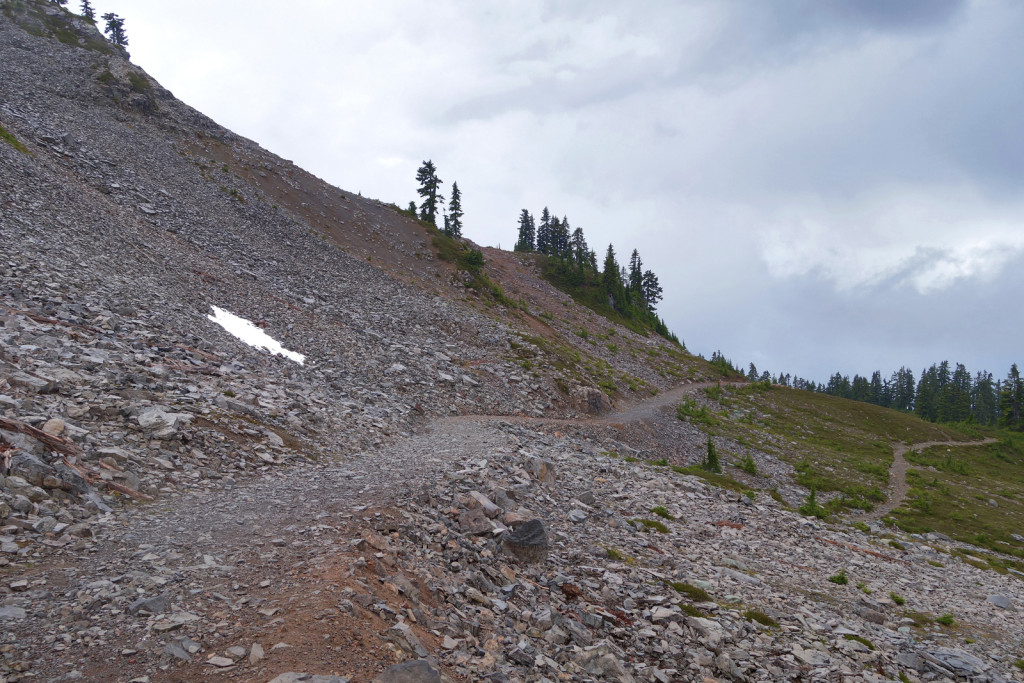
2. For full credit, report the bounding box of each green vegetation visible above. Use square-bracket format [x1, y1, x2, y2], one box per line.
[631, 518, 669, 534]
[604, 547, 635, 564]
[3, 0, 114, 53]
[853, 521, 870, 533]
[843, 634, 875, 650]
[702, 436, 721, 473]
[667, 581, 711, 602]
[798, 487, 827, 519]
[737, 453, 757, 475]
[828, 569, 848, 585]
[430, 230, 516, 308]
[888, 539, 906, 551]
[891, 433, 1024, 560]
[905, 611, 933, 627]
[856, 582, 872, 594]
[743, 609, 779, 628]
[0, 124, 29, 154]
[678, 603, 706, 617]
[890, 592, 906, 606]
[677, 397, 715, 426]
[936, 612, 956, 626]
[650, 506, 674, 520]
[127, 71, 150, 93]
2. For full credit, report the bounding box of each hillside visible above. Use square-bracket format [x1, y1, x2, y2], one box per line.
[2, 3, 1023, 683]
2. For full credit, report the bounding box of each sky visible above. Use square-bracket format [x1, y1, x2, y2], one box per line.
[86, 0, 1024, 383]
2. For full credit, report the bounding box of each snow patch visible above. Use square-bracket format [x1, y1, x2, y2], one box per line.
[206, 306, 305, 365]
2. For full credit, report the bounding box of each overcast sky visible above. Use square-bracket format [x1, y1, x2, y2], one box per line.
[87, 0, 1023, 382]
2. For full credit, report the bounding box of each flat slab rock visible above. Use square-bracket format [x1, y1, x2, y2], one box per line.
[267, 674, 350, 683]
[372, 659, 443, 683]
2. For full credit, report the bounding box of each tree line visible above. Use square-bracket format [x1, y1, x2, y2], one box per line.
[513, 207, 675, 341]
[745, 360, 1023, 430]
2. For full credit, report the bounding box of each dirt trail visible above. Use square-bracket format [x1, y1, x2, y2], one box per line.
[859, 438, 998, 522]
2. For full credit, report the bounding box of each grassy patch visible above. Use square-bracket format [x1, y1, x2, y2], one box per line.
[677, 397, 715, 426]
[843, 634, 875, 650]
[743, 609, 779, 628]
[892, 433, 1024, 560]
[631, 518, 669, 534]
[0, 124, 29, 154]
[936, 612, 956, 626]
[890, 592, 906, 606]
[679, 603, 706, 617]
[667, 581, 711, 602]
[650, 506, 674, 520]
[672, 464, 753, 495]
[905, 611, 933, 627]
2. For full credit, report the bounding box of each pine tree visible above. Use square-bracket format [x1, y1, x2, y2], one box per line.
[80, 0, 94, 20]
[407, 201, 418, 216]
[601, 244, 622, 304]
[915, 365, 940, 422]
[702, 436, 721, 473]
[869, 370, 886, 406]
[415, 160, 443, 226]
[536, 208, 552, 255]
[1000, 363, 1023, 430]
[101, 12, 128, 47]
[514, 209, 535, 252]
[972, 371, 998, 426]
[570, 227, 588, 266]
[628, 250, 643, 294]
[747, 363, 759, 382]
[445, 181, 463, 238]
[641, 270, 662, 311]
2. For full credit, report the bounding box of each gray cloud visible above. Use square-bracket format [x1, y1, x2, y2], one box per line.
[91, 0, 1023, 383]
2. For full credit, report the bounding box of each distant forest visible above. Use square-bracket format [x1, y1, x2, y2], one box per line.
[746, 360, 1023, 430]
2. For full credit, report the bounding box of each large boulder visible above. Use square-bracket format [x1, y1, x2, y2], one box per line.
[570, 386, 612, 415]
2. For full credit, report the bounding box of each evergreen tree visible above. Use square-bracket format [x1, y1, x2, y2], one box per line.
[407, 200, 418, 216]
[628, 250, 643, 294]
[941, 363, 972, 422]
[641, 270, 663, 311]
[972, 371, 998, 426]
[552, 216, 571, 258]
[869, 370, 886, 406]
[1000, 363, 1023, 430]
[101, 12, 128, 47]
[702, 436, 721, 473]
[414, 160, 443, 226]
[570, 227, 588, 267]
[514, 209, 535, 252]
[80, 0, 94, 20]
[536, 208, 552, 255]
[601, 244, 622, 303]
[445, 181, 463, 238]
[915, 365, 940, 422]
[850, 374, 871, 402]
[747, 363, 759, 382]
[891, 367, 916, 412]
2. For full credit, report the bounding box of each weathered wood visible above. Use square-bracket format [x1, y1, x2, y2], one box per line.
[0, 416, 84, 457]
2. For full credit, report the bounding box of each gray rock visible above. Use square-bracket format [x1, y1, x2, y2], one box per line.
[567, 508, 588, 523]
[987, 594, 1014, 610]
[923, 647, 989, 677]
[267, 675, 350, 683]
[372, 659, 442, 683]
[457, 507, 492, 535]
[9, 451, 54, 488]
[128, 594, 171, 616]
[500, 518, 549, 564]
[0, 606, 27, 620]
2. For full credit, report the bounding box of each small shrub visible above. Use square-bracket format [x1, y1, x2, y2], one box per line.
[667, 581, 710, 602]
[853, 521, 870, 533]
[651, 505, 674, 520]
[743, 609, 779, 628]
[631, 518, 669, 533]
[677, 397, 714, 426]
[799, 487, 827, 519]
[843, 634, 875, 650]
[738, 453, 757, 475]
[1014, 659, 1024, 671]
[890, 592, 906, 606]
[899, 673, 912, 683]
[905, 611, 933, 627]
[936, 612, 955, 626]
[888, 539, 906, 551]
[856, 582, 872, 594]
[828, 569, 848, 585]
[703, 383, 724, 400]
[648, 458, 669, 467]
[606, 547, 624, 561]
[927, 560, 945, 568]
[0, 124, 29, 154]
[679, 603, 706, 617]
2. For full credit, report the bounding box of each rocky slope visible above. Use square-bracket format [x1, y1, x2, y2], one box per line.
[1, 2, 1023, 682]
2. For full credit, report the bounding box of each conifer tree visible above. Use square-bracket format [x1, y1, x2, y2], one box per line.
[570, 227, 588, 267]
[1001, 363, 1023, 430]
[80, 0, 94, 20]
[628, 250, 643, 294]
[102, 12, 128, 47]
[407, 201, 418, 216]
[514, 209, 535, 252]
[972, 371, 998, 425]
[702, 436, 721, 473]
[641, 270, 662, 311]
[601, 244, 622, 303]
[415, 160, 443, 226]
[536, 208, 552, 255]
[446, 181, 463, 238]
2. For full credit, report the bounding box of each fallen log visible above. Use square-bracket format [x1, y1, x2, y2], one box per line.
[0, 416, 84, 457]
